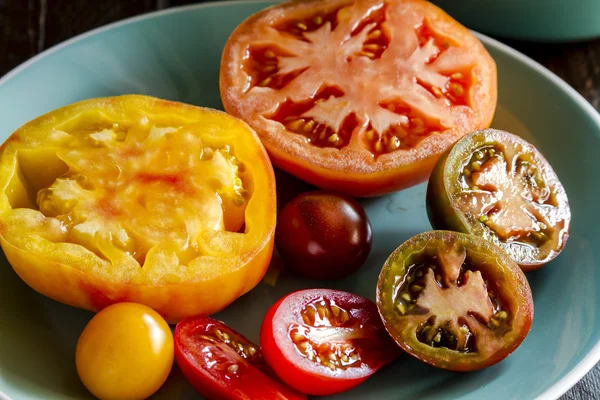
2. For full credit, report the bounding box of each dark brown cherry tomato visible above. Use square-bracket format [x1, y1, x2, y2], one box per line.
[260, 289, 400, 396]
[377, 230, 533, 371]
[275, 191, 372, 280]
[427, 129, 571, 270]
[174, 317, 306, 400]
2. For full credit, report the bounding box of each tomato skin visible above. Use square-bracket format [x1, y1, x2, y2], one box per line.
[75, 303, 174, 400]
[275, 191, 372, 280]
[0, 95, 277, 322]
[221, 0, 497, 197]
[260, 289, 400, 396]
[174, 317, 306, 400]
[426, 129, 571, 270]
[377, 231, 533, 371]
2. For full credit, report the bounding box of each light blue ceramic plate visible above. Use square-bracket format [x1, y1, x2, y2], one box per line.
[0, 2, 599, 399]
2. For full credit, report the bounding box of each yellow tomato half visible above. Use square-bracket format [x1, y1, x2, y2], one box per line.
[76, 303, 174, 400]
[0, 95, 276, 322]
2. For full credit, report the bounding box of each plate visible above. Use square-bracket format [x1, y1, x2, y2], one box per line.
[1, 1, 599, 399]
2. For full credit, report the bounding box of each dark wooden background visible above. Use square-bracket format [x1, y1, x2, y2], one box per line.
[1, 0, 599, 398]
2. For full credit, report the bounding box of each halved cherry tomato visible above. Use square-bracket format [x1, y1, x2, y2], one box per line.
[427, 129, 571, 270]
[220, 0, 497, 196]
[260, 289, 400, 396]
[377, 230, 533, 371]
[174, 316, 306, 400]
[0, 95, 276, 322]
[276, 191, 372, 280]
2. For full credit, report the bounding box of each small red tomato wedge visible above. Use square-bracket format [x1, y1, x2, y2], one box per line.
[174, 317, 306, 400]
[260, 289, 400, 396]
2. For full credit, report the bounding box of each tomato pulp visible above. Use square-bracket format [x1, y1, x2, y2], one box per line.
[260, 289, 400, 396]
[174, 316, 305, 400]
[377, 231, 533, 371]
[221, 0, 497, 196]
[427, 129, 571, 269]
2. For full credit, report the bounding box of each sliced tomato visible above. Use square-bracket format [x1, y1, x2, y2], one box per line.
[220, 0, 497, 196]
[174, 317, 306, 400]
[260, 289, 400, 396]
[426, 129, 571, 270]
[377, 230, 533, 371]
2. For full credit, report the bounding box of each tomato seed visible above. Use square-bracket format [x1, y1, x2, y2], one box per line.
[304, 120, 315, 132]
[432, 87, 444, 97]
[401, 293, 412, 302]
[313, 16, 323, 25]
[228, 364, 239, 373]
[264, 50, 275, 58]
[450, 83, 464, 96]
[396, 303, 406, 314]
[366, 129, 375, 141]
[291, 332, 304, 343]
[328, 133, 340, 143]
[433, 332, 442, 343]
[287, 119, 304, 131]
[478, 215, 488, 223]
[387, 136, 400, 151]
[360, 51, 376, 59]
[496, 311, 508, 319]
[363, 44, 380, 51]
[113, 131, 127, 141]
[410, 284, 423, 292]
[451, 72, 463, 80]
[331, 305, 341, 317]
[375, 140, 383, 153]
[259, 77, 272, 87]
[411, 118, 424, 127]
[339, 310, 350, 323]
[368, 30, 382, 39]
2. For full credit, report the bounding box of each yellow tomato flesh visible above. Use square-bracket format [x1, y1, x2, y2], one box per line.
[0, 95, 276, 322]
[76, 303, 174, 400]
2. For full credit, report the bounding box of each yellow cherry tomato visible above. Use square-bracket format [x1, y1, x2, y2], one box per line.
[76, 302, 174, 400]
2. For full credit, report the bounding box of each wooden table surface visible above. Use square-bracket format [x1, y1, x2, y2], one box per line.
[1, 1, 599, 399]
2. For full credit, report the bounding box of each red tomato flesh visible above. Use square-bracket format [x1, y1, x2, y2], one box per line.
[174, 316, 306, 400]
[260, 289, 400, 396]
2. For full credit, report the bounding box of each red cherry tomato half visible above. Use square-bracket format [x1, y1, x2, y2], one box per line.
[260, 289, 400, 396]
[174, 316, 306, 400]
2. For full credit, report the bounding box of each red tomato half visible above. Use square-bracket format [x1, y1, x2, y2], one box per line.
[260, 289, 400, 396]
[221, 0, 497, 196]
[174, 317, 305, 400]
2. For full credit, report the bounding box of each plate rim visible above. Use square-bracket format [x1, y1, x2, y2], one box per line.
[1, 1, 599, 399]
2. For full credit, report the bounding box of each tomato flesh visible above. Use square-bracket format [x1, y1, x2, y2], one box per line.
[377, 230, 533, 371]
[260, 289, 400, 396]
[174, 316, 305, 400]
[221, 0, 497, 196]
[426, 129, 571, 270]
[0, 95, 276, 322]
